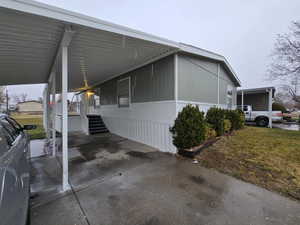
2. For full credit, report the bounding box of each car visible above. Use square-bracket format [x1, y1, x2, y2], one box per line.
[0, 114, 36, 225]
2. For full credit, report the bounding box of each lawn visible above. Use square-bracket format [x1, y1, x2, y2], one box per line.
[12, 114, 46, 140]
[196, 126, 300, 201]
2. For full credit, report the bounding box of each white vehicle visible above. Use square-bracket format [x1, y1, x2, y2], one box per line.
[237, 105, 283, 127]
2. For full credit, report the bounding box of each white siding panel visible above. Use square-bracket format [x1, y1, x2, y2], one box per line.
[176, 100, 228, 114]
[100, 101, 177, 153]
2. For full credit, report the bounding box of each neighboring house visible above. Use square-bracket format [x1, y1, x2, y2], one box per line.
[237, 87, 275, 111]
[17, 101, 43, 114]
[84, 46, 241, 153]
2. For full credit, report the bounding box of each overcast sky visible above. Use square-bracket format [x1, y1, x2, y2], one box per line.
[8, 0, 300, 100]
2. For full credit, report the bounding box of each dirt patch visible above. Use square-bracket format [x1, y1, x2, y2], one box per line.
[195, 126, 300, 201]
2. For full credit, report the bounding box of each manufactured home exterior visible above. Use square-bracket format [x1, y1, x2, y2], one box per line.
[17, 101, 43, 114]
[86, 50, 240, 153]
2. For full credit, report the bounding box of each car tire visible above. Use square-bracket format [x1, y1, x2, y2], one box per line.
[256, 117, 268, 127]
[26, 197, 30, 225]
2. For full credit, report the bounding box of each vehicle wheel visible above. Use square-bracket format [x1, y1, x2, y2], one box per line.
[256, 117, 268, 127]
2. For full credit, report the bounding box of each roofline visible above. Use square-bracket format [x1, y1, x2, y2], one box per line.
[17, 100, 42, 104]
[0, 0, 241, 87]
[179, 43, 241, 87]
[237, 86, 276, 94]
[0, 0, 179, 48]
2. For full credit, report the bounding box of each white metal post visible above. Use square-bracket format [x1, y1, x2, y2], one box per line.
[217, 64, 220, 106]
[44, 85, 51, 143]
[51, 72, 56, 157]
[62, 45, 70, 191]
[241, 90, 244, 110]
[268, 88, 273, 128]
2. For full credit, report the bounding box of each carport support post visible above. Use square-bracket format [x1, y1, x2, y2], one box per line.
[51, 72, 56, 157]
[62, 45, 70, 191]
[268, 88, 273, 128]
[241, 90, 244, 110]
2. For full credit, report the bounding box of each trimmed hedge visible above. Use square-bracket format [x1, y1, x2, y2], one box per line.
[170, 105, 245, 151]
[224, 109, 245, 131]
[224, 119, 232, 133]
[206, 107, 226, 136]
[205, 124, 217, 140]
[170, 104, 206, 149]
[206, 107, 245, 136]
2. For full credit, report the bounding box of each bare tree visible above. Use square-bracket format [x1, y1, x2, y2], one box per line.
[20, 93, 28, 102]
[268, 21, 300, 103]
[12, 94, 21, 103]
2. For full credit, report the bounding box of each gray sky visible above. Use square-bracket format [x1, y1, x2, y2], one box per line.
[8, 0, 300, 100]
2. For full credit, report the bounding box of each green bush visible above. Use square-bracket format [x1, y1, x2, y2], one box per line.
[205, 124, 217, 140]
[170, 104, 206, 149]
[225, 109, 245, 131]
[224, 119, 232, 133]
[206, 107, 226, 136]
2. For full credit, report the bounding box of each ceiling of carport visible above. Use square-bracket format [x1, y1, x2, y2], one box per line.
[0, 1, 178, 91]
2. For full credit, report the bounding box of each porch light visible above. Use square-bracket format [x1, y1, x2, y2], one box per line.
[87, 90, 95, 97]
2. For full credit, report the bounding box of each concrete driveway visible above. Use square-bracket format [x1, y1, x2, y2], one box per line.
[30, 132, 300, 225]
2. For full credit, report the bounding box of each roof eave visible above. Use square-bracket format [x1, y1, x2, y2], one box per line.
[0, 0, 179, 48]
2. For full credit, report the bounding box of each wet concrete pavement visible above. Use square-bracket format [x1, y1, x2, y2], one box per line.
[30, 132, 300, 225]
[273, 123, 300, 131]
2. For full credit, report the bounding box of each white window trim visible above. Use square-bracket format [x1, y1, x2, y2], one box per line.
[227, 85, 233, 109]
[117, 76, 131, 108]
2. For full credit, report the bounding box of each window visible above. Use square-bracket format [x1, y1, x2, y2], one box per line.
[117, 77, 130, 108]
[6, 117, 22, 133]
[227, 85, 233, 109]
[0, 130, 10, 155]
[0, 120, 16, 145]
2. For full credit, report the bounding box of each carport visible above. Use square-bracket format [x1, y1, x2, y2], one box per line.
[0, 0, 179, 191]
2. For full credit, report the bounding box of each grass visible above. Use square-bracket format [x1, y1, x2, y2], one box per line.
[196, 126, 300, 201]
[12, 114, 46, 140]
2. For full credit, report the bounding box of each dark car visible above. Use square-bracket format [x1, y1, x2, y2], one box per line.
[0, 114, 36, 225]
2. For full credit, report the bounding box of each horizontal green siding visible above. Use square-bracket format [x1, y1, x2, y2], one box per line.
[178, 53, 237, 106]
[178, 54, 218, 103]
[219, 66, 237, 105]
[98, 55, 175, 105]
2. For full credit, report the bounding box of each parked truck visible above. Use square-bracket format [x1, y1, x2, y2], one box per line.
[237, 105, 283, 127]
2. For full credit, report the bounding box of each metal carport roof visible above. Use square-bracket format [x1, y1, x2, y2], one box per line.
[0, 0, 241, 91]
[0, 0, 179, 91]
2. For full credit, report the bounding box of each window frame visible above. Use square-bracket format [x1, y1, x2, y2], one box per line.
[227, 85, 233, 109]
[117, 77, 131, 108]
[0, 119, 16, 145]
[6, 117, 22, 133]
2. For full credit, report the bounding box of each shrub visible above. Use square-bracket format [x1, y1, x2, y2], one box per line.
[224, 119, 232, 133]
[206, 107, 226, 136]
[205, 124, 217, 140]
[225, 109, 245, 131]
[170, 104, 206, 149]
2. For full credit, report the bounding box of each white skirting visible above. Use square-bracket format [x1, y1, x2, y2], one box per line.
[100, 101, 177, 153]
